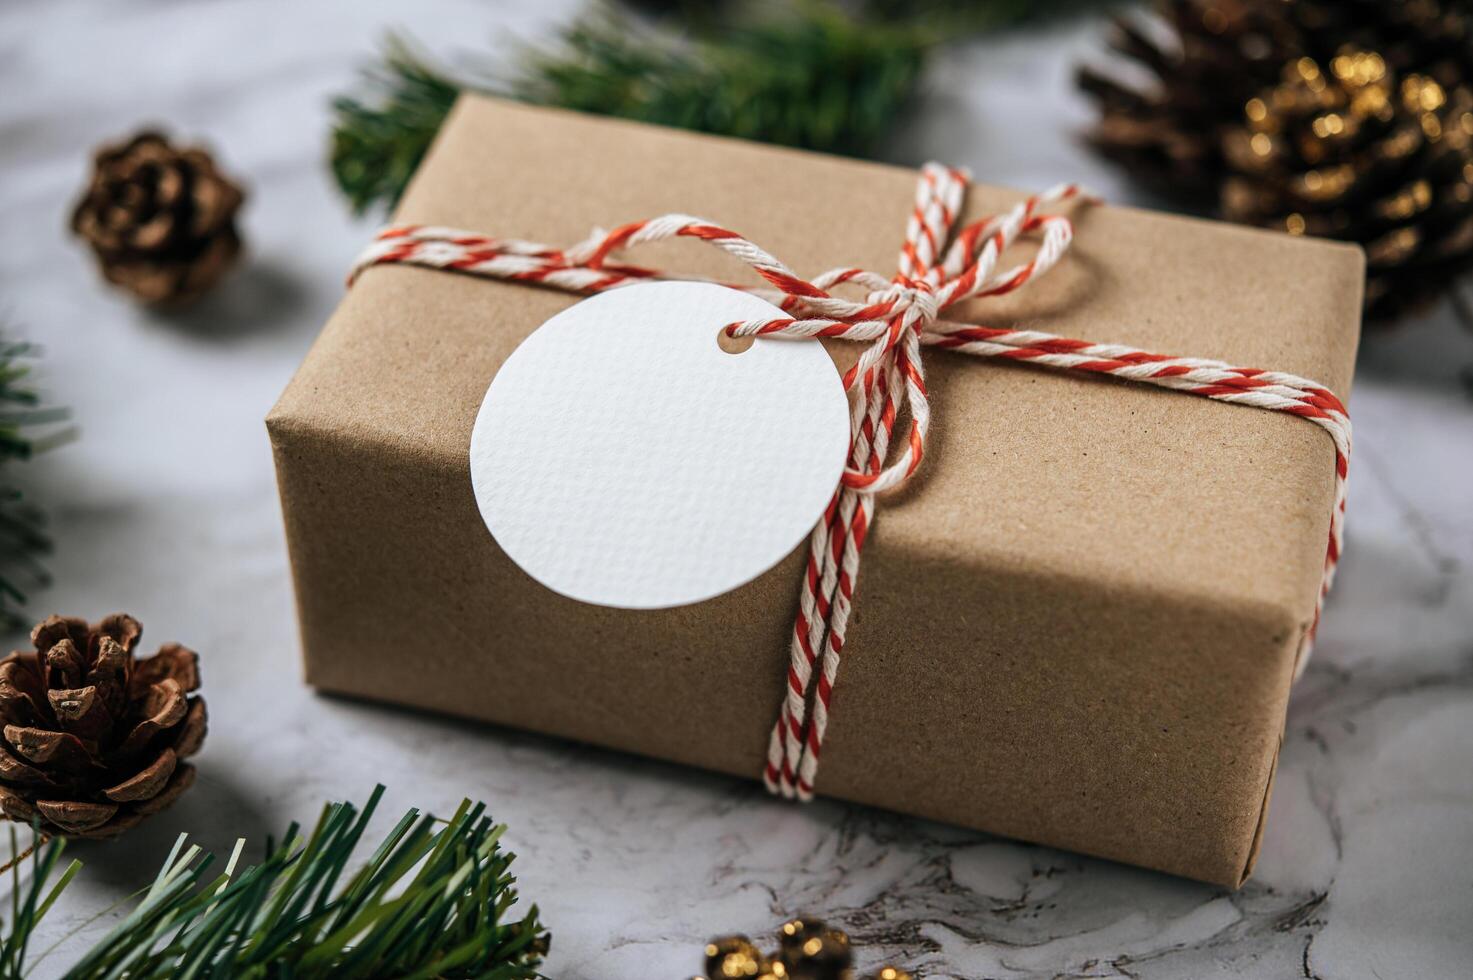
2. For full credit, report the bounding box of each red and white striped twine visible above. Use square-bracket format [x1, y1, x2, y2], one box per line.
[350, 163, 1350, 802]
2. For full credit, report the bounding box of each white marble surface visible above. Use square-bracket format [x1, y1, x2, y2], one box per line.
[4, 2, 1472, 977]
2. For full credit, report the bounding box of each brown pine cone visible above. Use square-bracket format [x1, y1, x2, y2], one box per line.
[70, 131, 244, 305]
[0, 615, 206, 839]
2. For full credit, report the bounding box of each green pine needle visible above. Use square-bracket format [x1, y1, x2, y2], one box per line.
[329, 3, 932, 214]
[0, 829, 82, 980]
[331, 34, 469, 217]
[0, 787, 548, 978]
[0, 336, 70, 635]
[331, 0, 1126, 214]
[511, 7, 930, 156]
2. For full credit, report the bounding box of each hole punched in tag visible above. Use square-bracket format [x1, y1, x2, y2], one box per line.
[716, 325, 754, 355]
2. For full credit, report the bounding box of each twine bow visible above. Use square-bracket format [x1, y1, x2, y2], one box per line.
[350, 163, 1350, 803]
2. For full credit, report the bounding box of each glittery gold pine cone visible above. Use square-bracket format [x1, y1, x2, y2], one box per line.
[1078, 0, 1473, 321]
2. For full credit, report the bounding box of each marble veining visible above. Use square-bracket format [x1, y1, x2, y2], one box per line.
[2, 2, 1470, 977]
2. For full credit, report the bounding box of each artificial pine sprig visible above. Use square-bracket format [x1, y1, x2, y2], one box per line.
[0, 787, 548, 978]
[330, 3, 931, 214]
[0, 337, 70, 634]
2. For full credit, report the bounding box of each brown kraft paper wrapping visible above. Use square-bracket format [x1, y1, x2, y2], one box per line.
[268, 96, 1363, 887]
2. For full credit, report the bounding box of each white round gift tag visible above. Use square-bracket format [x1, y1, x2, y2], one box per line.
[469, 280, 851, 609]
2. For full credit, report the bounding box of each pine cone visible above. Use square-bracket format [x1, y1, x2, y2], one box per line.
[70, 131, 244, 305]
[1078, 0, 1473, 321]
[0, 615, 206, 839]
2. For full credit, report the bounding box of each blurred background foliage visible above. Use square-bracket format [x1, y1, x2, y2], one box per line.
[330, 0, 1114, 213]
[0, 336, 70, 633]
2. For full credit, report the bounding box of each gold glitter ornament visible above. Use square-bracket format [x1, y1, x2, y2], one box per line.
[705, 936, 773, 979]
[777, 918, 852, 980]
[695, 918, 910, 980]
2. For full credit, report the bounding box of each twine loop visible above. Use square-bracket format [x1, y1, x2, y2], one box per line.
[350, 163, 1350, 803]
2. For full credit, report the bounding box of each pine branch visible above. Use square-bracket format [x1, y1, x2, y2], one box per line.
[329, 3, 931, 214]
[511, 6, 930, 156]
[0, 787, 548, 978]
[0, 337, 70, 635]
[0, 829, 81, 980]
[331, 34, 470, 217]
[330, 0, 1131, 215]
[68, 786, 548, 978]
[329, 0, 1132, 215]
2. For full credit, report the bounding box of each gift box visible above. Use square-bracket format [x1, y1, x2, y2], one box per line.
[268, 95, 1362, 887]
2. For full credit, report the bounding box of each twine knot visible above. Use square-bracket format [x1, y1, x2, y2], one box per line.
[884, 281, 940, 331]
